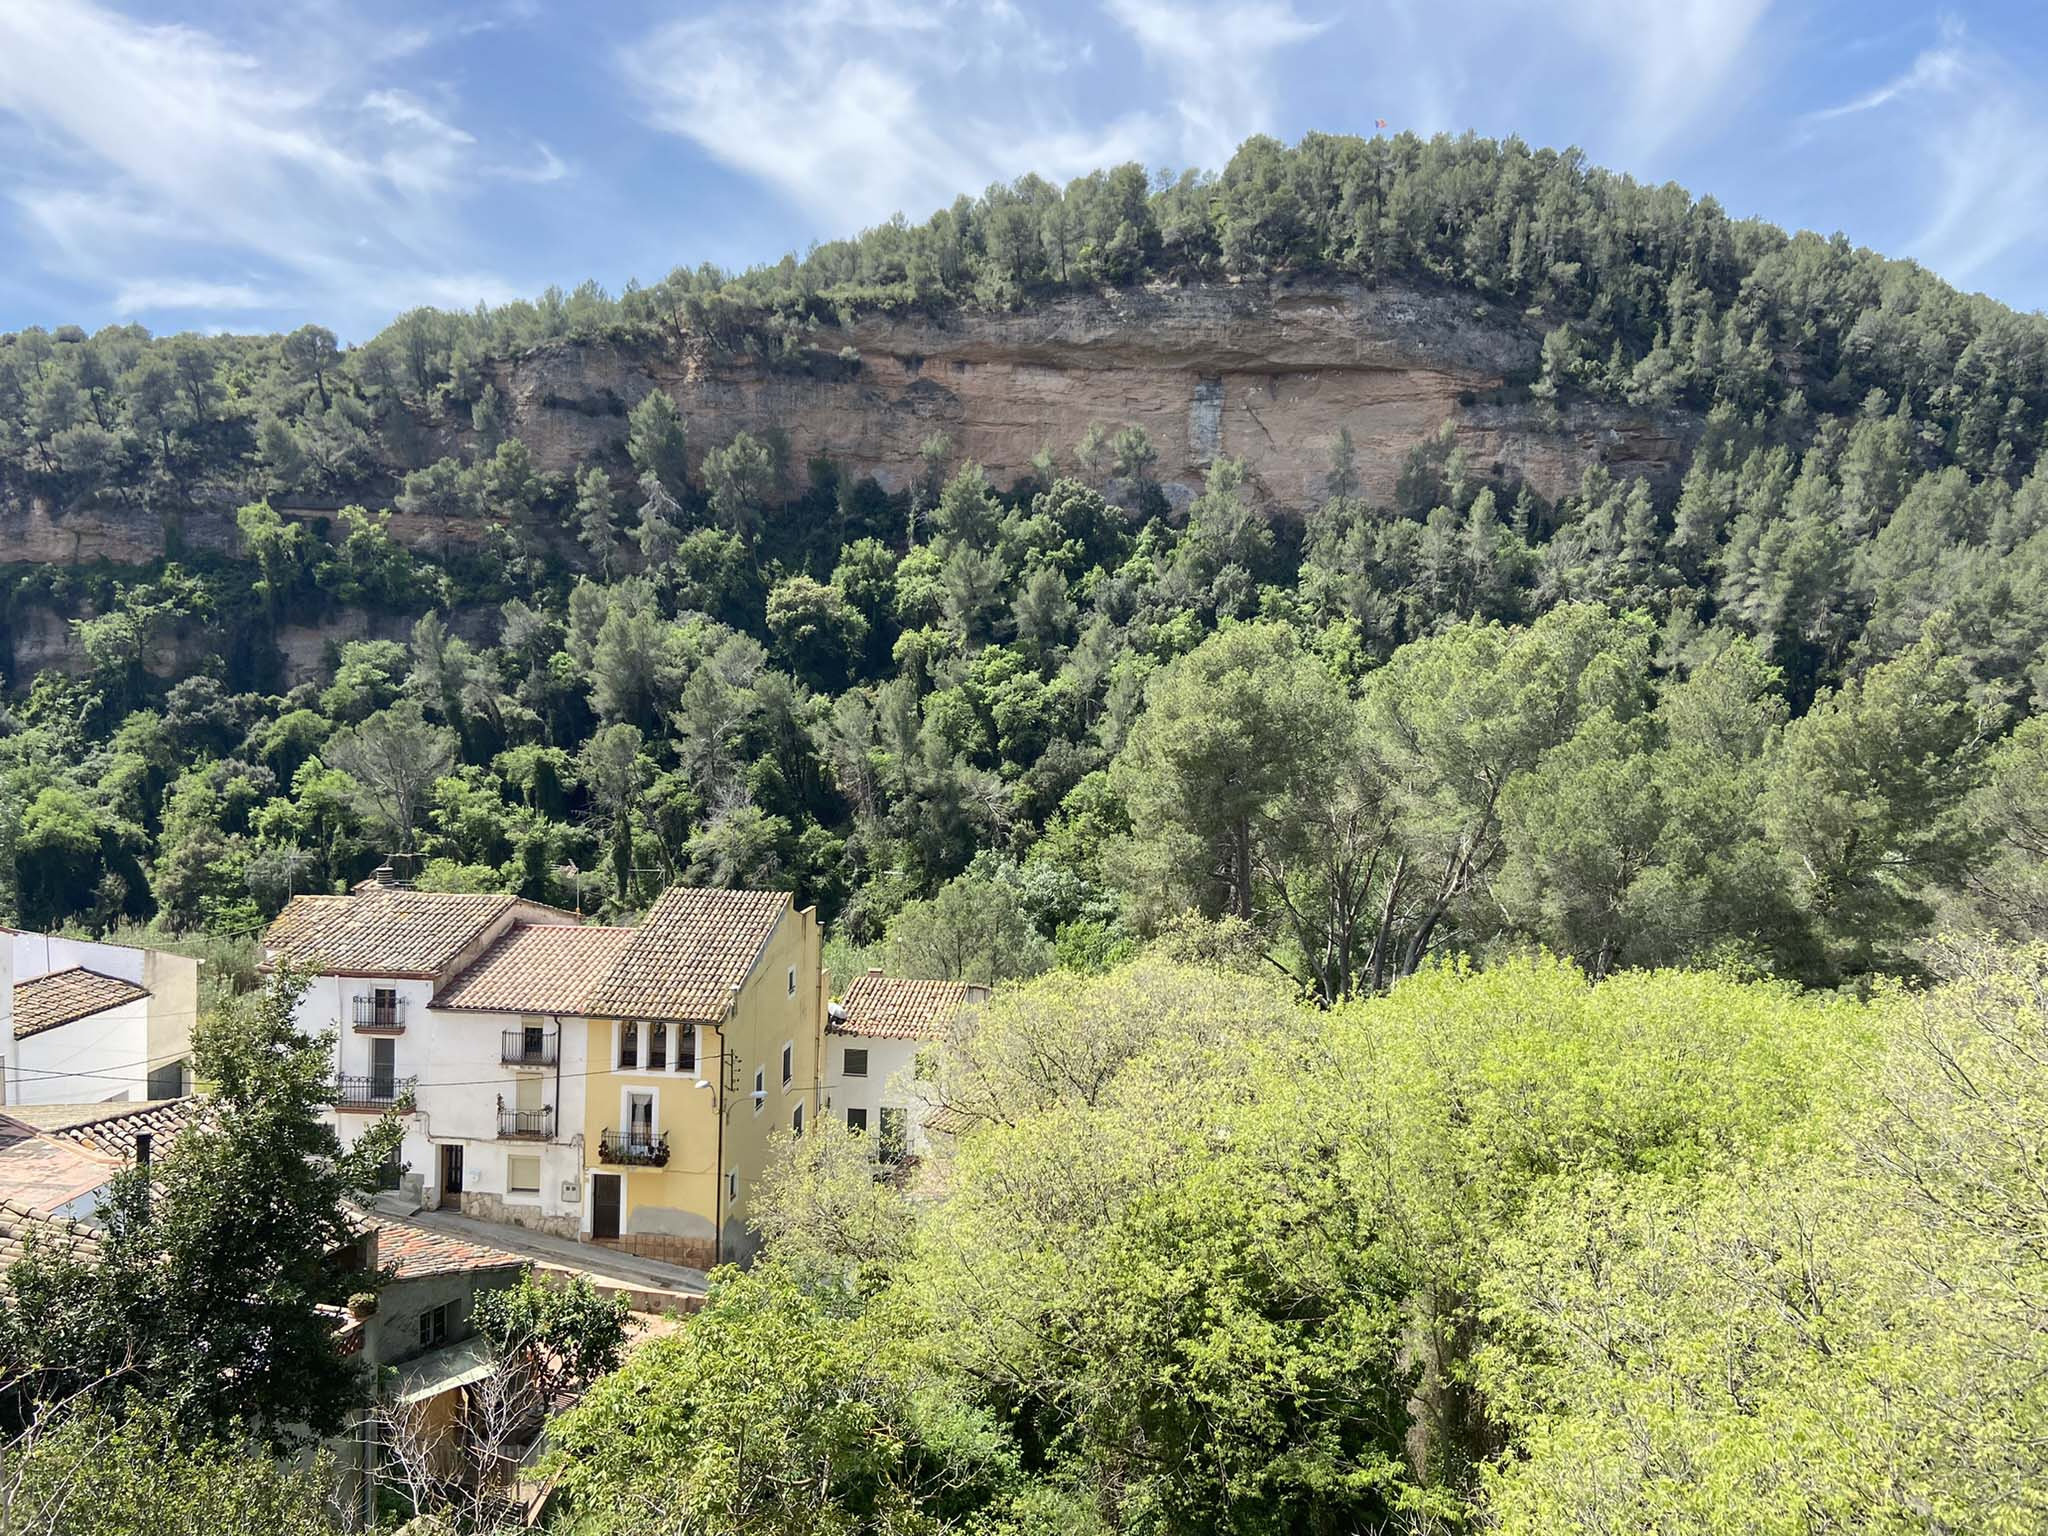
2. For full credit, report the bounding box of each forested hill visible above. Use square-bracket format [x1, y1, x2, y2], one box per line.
[0, 130, 2045, 998]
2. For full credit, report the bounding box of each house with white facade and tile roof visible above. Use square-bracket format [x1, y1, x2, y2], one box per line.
[262, 871, 828, 1265]
[1, 928, 200, 1107]
[828, 970, 986, 1163]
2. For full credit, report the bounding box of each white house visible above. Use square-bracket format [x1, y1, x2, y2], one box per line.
[3, 930, 199, 1107]
[263, 878, 607, 1240]
[827, 971, 984, 1162]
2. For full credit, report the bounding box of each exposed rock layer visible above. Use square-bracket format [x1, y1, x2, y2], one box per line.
[498, 278, 1695, 510]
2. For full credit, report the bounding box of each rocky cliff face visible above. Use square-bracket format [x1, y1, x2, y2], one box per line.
[499, 277, 1696, 512]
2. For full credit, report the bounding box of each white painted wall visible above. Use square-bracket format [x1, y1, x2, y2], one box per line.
[825, 1035, 936, 1157]
[290, 975, 591, 1229]
[11, 994, 150, 1105]
[12, 932, 146, 985]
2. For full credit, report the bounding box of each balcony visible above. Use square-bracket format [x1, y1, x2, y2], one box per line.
[331, 1073, 416, 1112]
[501, 1028, 559, 1068]
[497, 1105, 554, 1140]
[351, 996, 406, 1034]
[598, 1128, 669, 1168]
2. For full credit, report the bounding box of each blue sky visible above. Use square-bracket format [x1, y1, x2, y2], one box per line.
[1, 0, 2045, 341]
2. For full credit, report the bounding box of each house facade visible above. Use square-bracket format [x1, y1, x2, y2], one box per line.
[263, 877, 828, 1266]
[2, 931, 200, 1106]
[827, 971, 984, 1163]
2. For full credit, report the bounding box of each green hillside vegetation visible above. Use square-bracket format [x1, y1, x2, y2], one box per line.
[20, 945, 2033, 1534]
[536, 944, 2048, 1534]
[4, 138, 2048, 992]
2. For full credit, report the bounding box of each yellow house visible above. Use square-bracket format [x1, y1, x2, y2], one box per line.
[581, 887, 827, 1268]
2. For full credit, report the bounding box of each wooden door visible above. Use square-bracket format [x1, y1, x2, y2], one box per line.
[591, 1173, 621, 1240]
[439, 1143, 464, 1210]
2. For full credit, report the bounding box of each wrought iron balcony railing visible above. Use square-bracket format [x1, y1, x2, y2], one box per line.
[501, 1028, 559, 1067]
[598, 1128, 669, 1167]
[497, 1105, 554, 1140]
[330, 1073, 416, 1111]
[351, 996, 406, 1032]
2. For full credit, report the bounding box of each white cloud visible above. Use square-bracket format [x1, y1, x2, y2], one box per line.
[620, 0, 1166, 230]
[1104, 0, 1325, 170]
[1802, 19, 2048, 288]
[1542, 0, 1774, 160]
[111, 278, 278, 313]
[0, 0, 542, 331]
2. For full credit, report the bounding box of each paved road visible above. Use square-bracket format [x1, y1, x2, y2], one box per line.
[403, 1207, 710, 1298]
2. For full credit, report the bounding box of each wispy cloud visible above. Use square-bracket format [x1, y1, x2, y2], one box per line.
[1801, 18, 2048, 288]
[1104, 0, 1325, 169]
[0, 0, 551, 331]
[1545, 0, 1774, 160]
[620, 0, 1169, 229]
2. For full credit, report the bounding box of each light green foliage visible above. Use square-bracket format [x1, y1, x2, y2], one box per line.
[471, 1271, 630, 1405]
[548, 1262, 1019, 1535]
[0, 1403, 341, 1536]
[1478, 942, 2048, 1534]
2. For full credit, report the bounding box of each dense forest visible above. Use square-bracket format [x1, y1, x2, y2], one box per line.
[2, 127, 2048, 1534]
[3, 129, 2048, 1002]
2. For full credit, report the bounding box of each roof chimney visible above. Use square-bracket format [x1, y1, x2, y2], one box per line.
[375, 851, 423, 888]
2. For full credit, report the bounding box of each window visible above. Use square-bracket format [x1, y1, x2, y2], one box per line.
[726, 1169, 737, 1201]
[619, 1021, 638, 1071]
[507, 1155, 541, 1196]
[752, 1067, 765, 1112]
[677, 1025, 697, 1074]
[792, 1103, 804, 1135]
[879, 1107, 907, 1166]
[781, 1043, 793, 1088]
[649, 1022, 668, 1073]
[787, 965, 797, 997]
[418, 1300, 456, 1350]
[627, 1092, 655, 1142]
[846, 1106, 868, 1133]
[370, 1037, 396, 1098]
[844, 1048, 869, 1078]
[514, 1074, 543, 1115]
[522, 1023, 546, 1060]
[373, 986, 398, 1027]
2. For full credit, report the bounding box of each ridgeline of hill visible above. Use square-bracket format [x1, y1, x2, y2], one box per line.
[0, 131, 2044, 996]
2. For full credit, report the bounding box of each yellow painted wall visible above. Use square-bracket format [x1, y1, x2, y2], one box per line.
[577, 899, 827, 1263]
[718, 903, 827, 1256]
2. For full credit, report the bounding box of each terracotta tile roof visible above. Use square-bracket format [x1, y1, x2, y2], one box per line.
[433, 923, 639, 1015]
[263, 889, 579, 977]
[0, 1116, 118, 1217]
[13, 968, 150, 1040]
[833, 972, 973, 1039]
[921, 1103, 978, 1138]
[588, 887, 790, 1024]
[368, 1216, 530, 1281]
[45, 1097, 203, 1160]
[0, 1197, 97, 1268]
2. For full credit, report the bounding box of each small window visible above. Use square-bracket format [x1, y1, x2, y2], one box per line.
[787, 965, 797, 997]
[781, 1043, 793, 1087]
[418, 1300, 455, 1350]
[726, 1169, 737, 1201]
[844, 1048, 869, 1079]
[649, 1022, 668, 1073]
[619, 1021, 638, 1071]
[792, 1103, 804, 1135]
[507, 1155, 541, 1196]
[677, 1026, 697, 1074]
[373, 986, 398, 1027]
[846, 1106, 868, 1133]
[752, 1067, 765, 1111]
